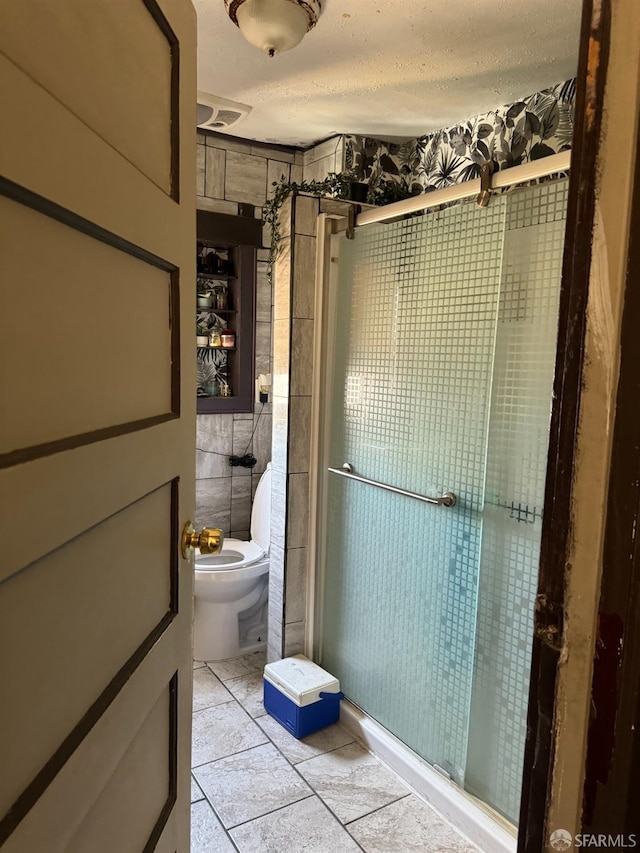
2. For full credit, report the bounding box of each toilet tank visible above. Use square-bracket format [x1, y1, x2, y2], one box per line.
[251, 463, 272, 552]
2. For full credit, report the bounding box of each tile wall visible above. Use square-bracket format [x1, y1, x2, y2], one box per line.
[195, 132, 345, 536]
[302, 137, 346, 183]
[268, 193, 353, 662]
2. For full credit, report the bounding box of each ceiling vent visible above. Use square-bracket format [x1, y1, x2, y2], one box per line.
[197, 92, 252, 131]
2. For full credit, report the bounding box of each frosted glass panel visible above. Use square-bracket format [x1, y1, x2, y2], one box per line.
[466, 180, 569, 821]
[321, 199, 506, 782]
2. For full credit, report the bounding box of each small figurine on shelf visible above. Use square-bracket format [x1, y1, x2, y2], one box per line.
[214, 286, 228, 310]
[203, 251, 222, 274]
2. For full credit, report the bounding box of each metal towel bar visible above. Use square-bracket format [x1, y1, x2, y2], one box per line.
[328, 463, 456, 508]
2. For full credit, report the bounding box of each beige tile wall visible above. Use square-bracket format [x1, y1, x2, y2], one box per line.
[195, 132, 302, 537]
[268, 193, 353, 662]
[194, 133, 344, 542]
[302, 137, 345, 183]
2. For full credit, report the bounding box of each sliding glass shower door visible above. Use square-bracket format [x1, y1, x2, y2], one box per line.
[317, 180, 569, 821]
[318, 198, 507, 785]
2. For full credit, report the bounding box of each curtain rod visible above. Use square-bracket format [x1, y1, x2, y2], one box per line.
[355, 150, 571, 227]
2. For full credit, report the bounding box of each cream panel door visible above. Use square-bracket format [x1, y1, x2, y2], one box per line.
[0, 1, 196, 851]
[0, 0, 174, 194]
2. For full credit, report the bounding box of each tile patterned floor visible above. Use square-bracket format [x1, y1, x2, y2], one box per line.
[191, 653, 479, 853]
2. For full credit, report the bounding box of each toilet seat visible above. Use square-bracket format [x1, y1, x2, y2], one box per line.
[196, 539, 265, 570]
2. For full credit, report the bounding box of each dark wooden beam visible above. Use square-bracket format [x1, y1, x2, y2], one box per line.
[517, 0, 612, 849]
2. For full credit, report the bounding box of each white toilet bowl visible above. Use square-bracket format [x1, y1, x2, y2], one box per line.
[194, 464, 271, 661]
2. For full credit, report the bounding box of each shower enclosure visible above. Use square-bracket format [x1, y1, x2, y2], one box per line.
[313, 168, 569, 826]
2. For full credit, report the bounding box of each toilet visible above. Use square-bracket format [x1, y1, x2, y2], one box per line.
[193, 463, 271, 661]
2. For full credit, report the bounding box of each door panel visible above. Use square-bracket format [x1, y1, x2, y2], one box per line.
[2, 662, 178, 853]
[65, 684, 173, 853]
[0, 483, 176, 818]
[0, 0, 195, 848]
[0, 195, 175, 453]
[0, 51, 180, 260]
[0, 421, 187, 583]
[0, 0, 174, 194]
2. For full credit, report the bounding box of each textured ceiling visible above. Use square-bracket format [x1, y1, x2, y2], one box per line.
[194, 0, 582, 147]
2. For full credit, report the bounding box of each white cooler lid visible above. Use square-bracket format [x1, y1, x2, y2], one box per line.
[264, 654, 340, 707]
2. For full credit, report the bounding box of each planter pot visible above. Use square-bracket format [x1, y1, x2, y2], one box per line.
[348, 182, 369, 203]
[203, 383, 219, 396]
[196, 336, 209, 347]
[197, 294, 213, 309]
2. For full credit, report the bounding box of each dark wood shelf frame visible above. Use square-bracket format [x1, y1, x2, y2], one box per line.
[196, 217, 257, 414]
[196, 271, 236, 281]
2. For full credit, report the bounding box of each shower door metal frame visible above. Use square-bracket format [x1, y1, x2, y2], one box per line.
[307, 211, 343, 658]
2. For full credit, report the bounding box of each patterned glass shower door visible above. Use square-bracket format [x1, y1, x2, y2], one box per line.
[318, 198, 508, 784]
[465, 179, 569, 820]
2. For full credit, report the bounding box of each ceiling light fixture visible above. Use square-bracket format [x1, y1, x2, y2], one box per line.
[224, 0, 321, 57]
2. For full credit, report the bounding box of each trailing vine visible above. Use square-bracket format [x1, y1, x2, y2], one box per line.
[262, 171, 419, 281]
[262, 172, 352, 277]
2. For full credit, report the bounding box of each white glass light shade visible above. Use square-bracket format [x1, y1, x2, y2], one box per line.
[225, 0, 321, 56]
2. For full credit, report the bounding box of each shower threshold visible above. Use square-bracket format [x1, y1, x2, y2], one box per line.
[339, 699, 517, 853]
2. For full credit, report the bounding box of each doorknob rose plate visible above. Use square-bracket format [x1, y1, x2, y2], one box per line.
[181, 522, 224, 559]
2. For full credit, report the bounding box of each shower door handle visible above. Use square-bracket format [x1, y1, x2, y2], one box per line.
[328, 464, 457, 508]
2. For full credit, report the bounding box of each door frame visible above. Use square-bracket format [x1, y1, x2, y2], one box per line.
[520, 0, 640, 846]
[516, 0, 611, 847]
[581, 108, 640, 834]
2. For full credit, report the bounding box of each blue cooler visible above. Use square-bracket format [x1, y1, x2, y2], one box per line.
[263, 655, 344, 738]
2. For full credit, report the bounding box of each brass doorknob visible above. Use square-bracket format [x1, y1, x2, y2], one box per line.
[181, 522, 224, 559]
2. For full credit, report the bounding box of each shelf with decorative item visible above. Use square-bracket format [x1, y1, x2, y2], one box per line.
[197, 243, 234, 277]
[196, 271, 236, 281]
[197, 346, 237, 351]
[196, 223, 257, 414]
[197, 289, 233, 312]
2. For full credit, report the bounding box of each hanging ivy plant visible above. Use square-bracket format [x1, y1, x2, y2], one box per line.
[262, 172, 352, 275]
[262, 171, 418, 280]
